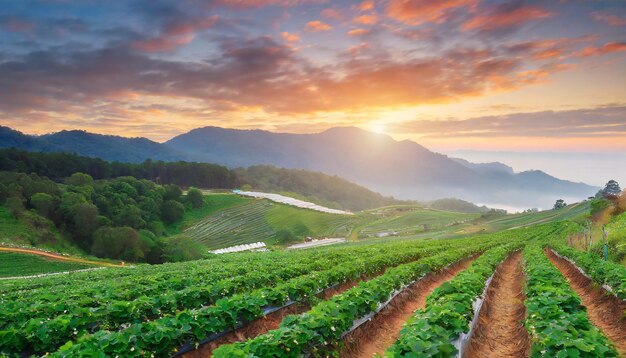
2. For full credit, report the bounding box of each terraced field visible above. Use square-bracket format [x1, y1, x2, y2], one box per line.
[183, 198, 358, 249]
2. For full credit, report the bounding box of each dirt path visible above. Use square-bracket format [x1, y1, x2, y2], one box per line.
[180, 274, 370, 358]
[546, 249, 626, 356]
[0, 246, 125, 267]
[464, 252, 529, 358]
[340, 255, 478, 358]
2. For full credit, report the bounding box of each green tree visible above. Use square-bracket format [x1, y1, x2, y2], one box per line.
[162, 236, 204, 262]
[65, 172, 94, 186]
[72, 203, 100, 243]
[186, 187, 204, 209]
[163, 184, 182, 202]
[6, 196, 25, 219]
[91, 226, 144, 261]
[553, 199, 567, 210]
[161, 199, 185, 224]
[30, 192, 55, 218]
[601, 180, 622, 198]
[114, 205, 145, 229]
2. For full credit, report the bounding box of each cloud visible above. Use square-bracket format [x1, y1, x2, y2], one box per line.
[388, 106, 626, 138]
[353, 14, 378, 25]
[577, 42, 626, 57]
[321, 8, 343, 21]
[591, 11, 626, 27]
[132, 16, 218, 52]
[214, 0, 325, 9]
[281, 31, 300, 42]
[358, 1, 375, 12]
[347, 28, 370, 36]
[462, 2, 552, 33]
[0, 16, 36, 33]
[386, 0, 477, 25]
[306, 20, 332, 32]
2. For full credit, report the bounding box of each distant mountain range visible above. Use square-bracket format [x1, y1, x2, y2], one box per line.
[0, 125, 597, 209]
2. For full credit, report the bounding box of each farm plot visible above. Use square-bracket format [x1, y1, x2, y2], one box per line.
[0, 251, 95, 278]
[184, 199, 357, 249]
[4, 236, 471, 357]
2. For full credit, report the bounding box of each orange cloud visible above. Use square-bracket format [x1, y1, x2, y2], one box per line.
[358, 1, 374, 12]
[321, 8, 343, 21]
[306, 20, 332, 32]
[462, 5, 551, 32]
[386, 0, 477, 25]
[347, 28, 370, 36]
[578, 42, 626, 57]
[592, 11, 626, 27]
[354, 14, 378, 25]
[281, 31, 300, 42]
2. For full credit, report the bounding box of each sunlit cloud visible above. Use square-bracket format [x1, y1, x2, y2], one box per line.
[591, 11, 626, 27]
[306, 20, 332, 32]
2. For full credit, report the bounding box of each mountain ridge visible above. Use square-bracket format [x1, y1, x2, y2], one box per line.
[0, 125, 597, 208]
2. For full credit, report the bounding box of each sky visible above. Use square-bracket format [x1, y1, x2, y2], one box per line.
[0, 0, 625, 156]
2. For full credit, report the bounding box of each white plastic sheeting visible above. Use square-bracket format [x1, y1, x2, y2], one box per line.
[233, 190, 353, 215]
[210, 241, 267, 254]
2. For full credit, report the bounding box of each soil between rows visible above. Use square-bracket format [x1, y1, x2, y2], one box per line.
[339, 255, 478, 358]
[464, 251, 530, 358]
[546, 249, 626, 356]
[181, 272, 373, 357]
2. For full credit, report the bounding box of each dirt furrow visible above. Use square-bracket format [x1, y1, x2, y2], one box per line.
[464, 251, 529, 358]
[546, 249, 626, 356]
[340, 255, 478, 358]
[180, 275, 368, 357]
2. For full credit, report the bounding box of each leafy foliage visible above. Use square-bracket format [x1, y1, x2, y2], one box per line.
[523, 243, 618, 357]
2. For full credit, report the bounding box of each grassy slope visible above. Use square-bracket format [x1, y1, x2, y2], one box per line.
[0, 251, 95, 278]
[182, 196, 359, 249]
[166, 194, 251, 235]
[0, 206, 82, 254]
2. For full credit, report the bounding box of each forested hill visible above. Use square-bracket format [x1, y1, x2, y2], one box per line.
[0, 148, 403, 211]
[235, 166, 403, 211]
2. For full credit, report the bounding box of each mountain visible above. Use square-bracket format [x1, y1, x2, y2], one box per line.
[166, 126, 597, 208]
[0, 126, 183, 163]
[0, 125, 598, 209]
[452, 158, 514, 175]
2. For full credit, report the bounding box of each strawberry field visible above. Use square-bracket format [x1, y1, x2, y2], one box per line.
[1, 221, 624, 357]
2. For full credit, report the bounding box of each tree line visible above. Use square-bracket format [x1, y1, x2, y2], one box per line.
[0, 148, 239, 189]
[0, 170, 206, 263]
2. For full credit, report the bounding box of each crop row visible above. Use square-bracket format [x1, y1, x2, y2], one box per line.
[523, 243, 618, 356]
[549, 243, 626, 300]
[34, 238, 464, 356]
[1, 249, 356, 328]
[384, 243, 518, 356]
[211, 241, 506, 357]
[3, 240, 451, 355]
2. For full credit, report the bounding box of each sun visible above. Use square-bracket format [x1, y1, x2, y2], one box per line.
[370, 122, 386, 134]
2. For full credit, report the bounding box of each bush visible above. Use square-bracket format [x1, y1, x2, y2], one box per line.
[6, 196, 25, 219]
[275, 229, 298, 244]
[162, 236, 204, 262]
[187, 187, 204, 209]
[161, 200, 185, 224]
[91, 226, 144, 261]
[163, 184, 183, 202]
[65, 172, 94, 186]
[30, 192, 55, 218]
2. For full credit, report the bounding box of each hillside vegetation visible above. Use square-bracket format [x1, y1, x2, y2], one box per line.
[0, 148, 402, 211]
